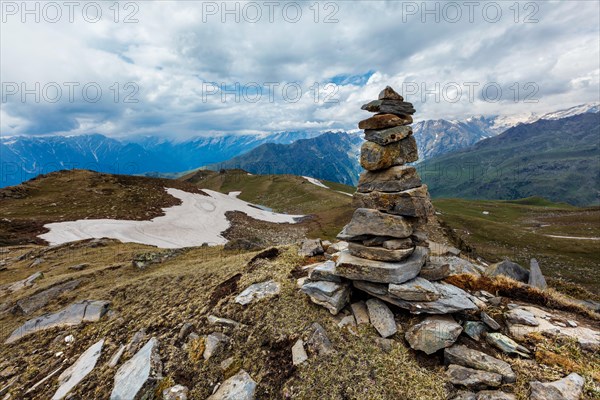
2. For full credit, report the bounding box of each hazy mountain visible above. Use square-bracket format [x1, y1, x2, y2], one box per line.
[207, 132, 364, 186]
[419, 113, 600, 206]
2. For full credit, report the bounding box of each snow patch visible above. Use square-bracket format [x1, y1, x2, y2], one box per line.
[39, 188, 303, 249]
[302, 176, 329, 189]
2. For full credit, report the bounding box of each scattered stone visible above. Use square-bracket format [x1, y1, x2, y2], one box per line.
[389, 277, 440, 301]
[355, 280, 479, 314]
[504, 308, 539, 327]
[364, 125, 412, 146]
[108, 344, 126, 368]
[480, 312, 501, 331]
[529, 373, 584, 400]
[446, 365, 502, 390]
[351, 301, 370, 325]
[163, 384, 189, 400]
[528, 258, 547, 290]
[486, 260, 529, 283]
[358, 113, 412, 130]
[110, 337, 162, 400]
[360, 137, 418, 171]
[419, 261, 451, 281]
[353, 186, 434, 218]
[207, 370, 256, 400]
[52, 339, 104, 400]
[405, 315, 462, 354]
[485, 332, 530, 357]
[301, 280, 350, 315]
[235, 280, 281, 305]
[15, 279, 82, 315]
[220, 357, 241, 379]
[463, 321, 488, 341]
[476, 391, 516, 400]
[292, 339, 308, 366]
[444, 345, 516, 383]
[366, 298, 397, 338]
[305, 322, 334, 356]
[204, 333, 229, 360]
[308, 261, 342, 283]
[335, 247, 427, 284]
[5, 300, 109, 344]
[298, 239, 324, 257]
[208, 315, 242, 329]
[348, 242, 414, 262]
[338, 208, 413, 240]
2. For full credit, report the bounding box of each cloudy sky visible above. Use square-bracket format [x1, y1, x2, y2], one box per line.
[1, 0, 599, 138]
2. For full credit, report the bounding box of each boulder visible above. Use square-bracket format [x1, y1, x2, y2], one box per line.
[335, 247, 427, 284]
[361, 99, 416, 115]
[292, 339, 308, 365]
[485, 332, 530, 357]
[348, 242, 414, 262]
[504, 308, 539, 327]
[405, 315, 462, 354]
[366, 298, 397, 338]
[300, 280, 350, 315]
[360, 137, 418, 171]
[235, 280, 281, 305]
[358, 165, 422, 193]
[353, 186, 434, 218]
[486, 260, 529, 283]
[6, 300, 109, 344]
[207, 370, 257, 400]
[480, 312, 501, 331]
[528, 259, 547, 290]
[110, 337, 162, 400]
[338, 208, 413, 240]
[163, 384, 189, 400]
[350, 301, 370, 325]
[389, 277, 440, 301]
[444, 345, 516, 383]
[15, 279, 82, 315]
[462, 321, 488, 341]
[52, 339, 104, 400]
[378, 86, 404, 100]
[446, 365, 502, 390]
[358, 113, 412, 130]
[298, 239, 324, 257]
[364, 125, 412, 146]
[354, 280, 479, 314]
[529, 373, 584, 400]
[308, 261, 342, 283]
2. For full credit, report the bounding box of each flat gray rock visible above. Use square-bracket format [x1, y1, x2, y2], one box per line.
[338, 208, 413, 240]
[405, 315, 462, 354]
[352, 186, 434, 218]
[301, 280, 350, 315]
[419, 261, 451, 281]
[446, 365, 502, 390]
[207, 370, 257, 400]
[529, 373, 584, 400]
[204, 333, 229, 360]
[364, 125, 412, 146]
[15, 279, 82, 315]
[348, 242, 414, 262]
[504, 308, 539, 327]
[335, 247, 427, 284]
[463, 321, 488, 341]
[366, 298, 397, 338]
[444, 345, 516, 383]
[389, 277, 440, 301]
[485, 332, 531, 358]
[481, 312, 501, 330]
[110, 337, 162, 400]
[358, 166, 421, 194]
[5, 300, 109, 344]
[354, 280, 479, 314]
[52, 339, 104, 400]
[308, 261, 341, 283]
[486, 260, 529, 283]
[235, 280, 281, 305]
[351, 301, 370, 325]
[528, 258, 547, 290]
[382, 238, 414, 250]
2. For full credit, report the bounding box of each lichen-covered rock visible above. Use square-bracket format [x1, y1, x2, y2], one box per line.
[405, 316, 462, 354]
[529, 373, 584, 400]
[444, 345, 516, 383]
[446, 365, 502, 390]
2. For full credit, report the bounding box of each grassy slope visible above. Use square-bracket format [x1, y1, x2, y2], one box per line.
[433, 197, 600, 294]
[180, 170, 355, 240]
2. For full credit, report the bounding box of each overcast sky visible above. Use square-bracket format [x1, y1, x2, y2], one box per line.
[1, 0, 599, 138]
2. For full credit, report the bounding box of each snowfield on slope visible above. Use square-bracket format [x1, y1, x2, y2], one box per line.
[39, 188, 303, 248]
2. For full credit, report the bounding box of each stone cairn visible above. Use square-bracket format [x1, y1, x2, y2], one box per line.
[301, 86, 480, 327]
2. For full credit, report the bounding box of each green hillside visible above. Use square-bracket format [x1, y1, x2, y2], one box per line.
[420, 113, 600, 206]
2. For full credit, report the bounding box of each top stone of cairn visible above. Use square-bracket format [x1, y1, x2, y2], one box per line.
[378, 86, 403, 101]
